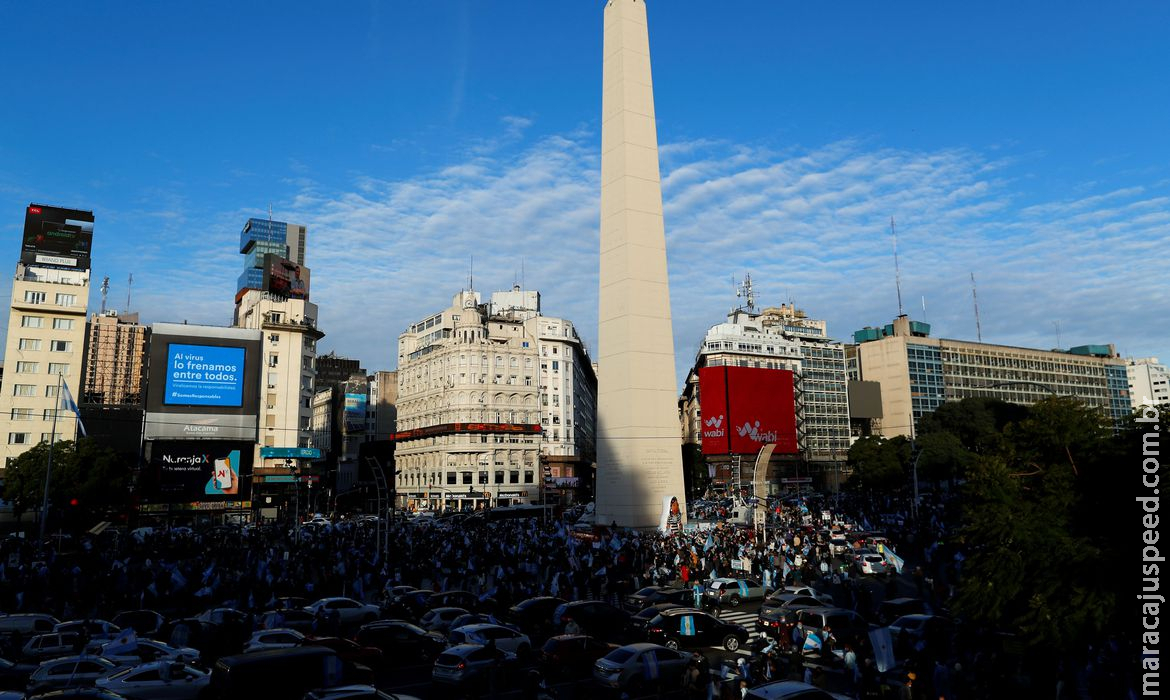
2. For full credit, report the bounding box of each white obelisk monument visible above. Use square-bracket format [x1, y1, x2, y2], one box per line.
[595, 0, 687, 529]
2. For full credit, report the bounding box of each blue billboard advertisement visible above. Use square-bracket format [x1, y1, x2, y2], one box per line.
[344, 392, 367, 432]
[164, 344, 247, 407]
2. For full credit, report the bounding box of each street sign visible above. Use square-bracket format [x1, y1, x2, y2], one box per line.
[260, 447, 322, 459]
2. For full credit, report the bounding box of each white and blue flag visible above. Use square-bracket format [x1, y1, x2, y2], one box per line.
[61, 381, 87, 437]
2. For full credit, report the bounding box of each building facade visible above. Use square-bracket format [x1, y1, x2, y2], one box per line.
[847, 315, 1130, 437]
[394, 287, 596, 510]
[0, 205, 93, 466]
[82, 311, 148, 406]
[1127, 357, 1169, 409]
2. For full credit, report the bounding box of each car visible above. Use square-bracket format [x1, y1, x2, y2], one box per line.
[156, 619, 230, 661]
[757, 606, 814, 645]
[257, 609, 317, 633]
[354, 621, 446, 666]
[703, 578, 769, 608]
[744, 679, 853, 699]
[303, 685, 421, 700]
[0, 656, 36, 690]
[242, 628, 306, 653]
[301, 637, 383, 669]
[645, 608, 749, 652]
[379, 589, 433, 621]
[210, 646, 372, 700]
[109, 612, 164, 638]
[24, 688, 129, 700]
[23, 633, 83, 662]
[98, 639, 201, 667]
[446, 624, 532, 657]
[304, 598, 381, 627]
[28, 656, 118, 694]
[629, 603, 686, 633]
[829, 536, 850, 555]
[427, 591, 478, 611]
[418, 607, 470, 634]
[772, 586, 834, 606]
[795, 608, 870, 650]
[505, 597, 565, 638]
[759, 594, 825, 617]
[856, 553, 889, 576]
[623, 587, 694, 612]
[194, 609, 253, 631]
[55, 621, 122, 642]
[551, 601, 630, 642]
[876, 598, 929, 626]
[591, 643, 689, 693]
[431, 644, 517, 690]
[536, 634, 617, 680]
[886, 614, 954, 649]
[95, 661, 209, 700]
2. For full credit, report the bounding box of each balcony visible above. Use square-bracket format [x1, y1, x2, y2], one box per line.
[262, 314, 325, 340]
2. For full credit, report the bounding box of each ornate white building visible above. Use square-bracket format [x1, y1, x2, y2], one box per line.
[395, 287, 596, 510]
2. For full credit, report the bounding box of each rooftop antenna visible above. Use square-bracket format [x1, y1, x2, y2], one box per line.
[970, 272, 983, 342]
[891, 217, 905, 317]
[100, 276, 110, 315]
[921, 295, 927, 321]
[1054, 320, 1062, 350]
[520, 258, 525, 290]
[469, 255, 474, 291]
[735, 273, 756, 312]
[126, 273, 134, 312]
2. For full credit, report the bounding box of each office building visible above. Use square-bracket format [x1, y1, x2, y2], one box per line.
[394, 287, 596, 510]
[847, 315, 1130, 437]
[82, 311, 148, 406]
[1127, 357, 1169, 409]
[0, 204, 93, 466]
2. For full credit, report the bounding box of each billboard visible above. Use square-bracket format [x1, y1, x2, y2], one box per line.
[344, 392, 367, 433]
[141, 440, 254, 503]
[262, 253, 310, 300]
[22, 204, 94, 270]
[699, 366, 798, 455]
[144, 323, 261, 441]
[164, 344, 246, 407]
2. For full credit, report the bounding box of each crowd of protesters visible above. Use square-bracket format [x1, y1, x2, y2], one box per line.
[0, 490, 1137, 698]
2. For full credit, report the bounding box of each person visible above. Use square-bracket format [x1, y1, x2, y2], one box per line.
[900, 671, 915, 700]
[564, 617, 580, 635]
[791, 620, 806, 651]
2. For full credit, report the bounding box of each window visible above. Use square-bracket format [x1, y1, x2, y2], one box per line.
[10, 409, 33, 421]
[18, 338, 41, 351]
[8, 433, 31, 445]
[552, 361, 559, 371]
[41, 433, 62, 443]
[494, 471, 504, 484]
[52, 318, 74, 330]
[267, 372, 278, 388]
[43, 409, 63, 420]
[45, 385, 59, 398]
[446, 472, 457, 485]
[48, 363, 69, 376]
[509, 471, 520, 484]
[268, 354, 279, 367]
[23, 291, 46, 304]
[12, 384, 36, 397]
[55, 293, 76, 306]
[21, 316, 43, 328]
[462, 472, 472, 485]
[524, 472, 534, 484]
[15, 362, 38, 373]
[50, 340, 71, 352]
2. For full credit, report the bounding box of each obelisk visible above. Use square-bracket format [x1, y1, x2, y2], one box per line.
[595, 0, 687, 529]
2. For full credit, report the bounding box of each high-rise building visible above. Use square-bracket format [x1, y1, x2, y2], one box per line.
[82, 311, 148, 406]
[596, 0, 686, 528]
[847, 315, 1130, 437]
[680, 283, 850, 491]
[369, 370, 398, 442]
[0, 204, 93, 467]
[1127, 357, 1170, 409]
[231, 217, 322, 474]
[394, 287, 596, 510]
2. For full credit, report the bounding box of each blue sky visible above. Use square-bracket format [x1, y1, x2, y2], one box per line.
[1, 0, 1167, 389]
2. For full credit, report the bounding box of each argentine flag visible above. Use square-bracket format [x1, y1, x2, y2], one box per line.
[679, 615, 696, 636]
[61, 381, 87, 437]
[803, 631, 823, 652]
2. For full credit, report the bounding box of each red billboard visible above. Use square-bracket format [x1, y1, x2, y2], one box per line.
[699, 366, 798, 455]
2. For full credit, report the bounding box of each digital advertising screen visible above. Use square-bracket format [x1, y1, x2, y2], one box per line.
[141, 440, 254, 503]
[344, 392, 367, 432]
[22, 204, 94, 270]
[164, 344, 246, 407]
[262, 253, 310, 300]
[699, 366, 799, 455]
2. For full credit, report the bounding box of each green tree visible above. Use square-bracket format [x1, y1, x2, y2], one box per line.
[845, 435, 906, 493]
[914, 431, 973, 486]
[2, 439, 131, 522]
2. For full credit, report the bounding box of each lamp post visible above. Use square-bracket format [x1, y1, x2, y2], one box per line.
[286, 458, 300, 544]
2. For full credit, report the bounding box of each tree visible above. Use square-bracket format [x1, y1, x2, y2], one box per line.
[2, 439, 131, 523]
[914, 431, 972, 486]
[845, 436, 906, 493]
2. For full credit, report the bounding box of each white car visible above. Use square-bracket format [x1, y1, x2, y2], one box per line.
[96, 661, 210, 700]
[28, 655, 118, 694]
[100, 638, 200, 666]
[243, 628, 306, 653]
[856, 554, 889, 576]
[304, 686, 422, 700]
[305, 597, 381, 626]
[446, 623, 532, 656]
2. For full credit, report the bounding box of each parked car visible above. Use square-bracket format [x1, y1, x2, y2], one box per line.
[505, 597, 565, 639]
[645, 608, 749, 652]
[23, 633, 82, 662]
[703, 578, 769, 608]
[744, 679, 853, 700]
[536, 634, 616, 681]
[876, 598, 928, 626]
[353, 621, 445, 666]
[304, 598, 380, 627]
[242, 629, 306, 654]
[430, 644, 517, 691]
[552, 601, 630, 642]
[98, 638, 200, 667]
[591, 643, 688, 693]
[446, 624, 532, 656]
[28, 656, 118, 694]
[95, 661, 209, 700]
[419, 607, 470, 635]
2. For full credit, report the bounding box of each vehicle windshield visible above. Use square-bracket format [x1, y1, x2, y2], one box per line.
[605, 648, 635, 663]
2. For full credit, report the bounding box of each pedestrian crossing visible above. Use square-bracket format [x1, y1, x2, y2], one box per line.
[707, 607, 765, 656]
